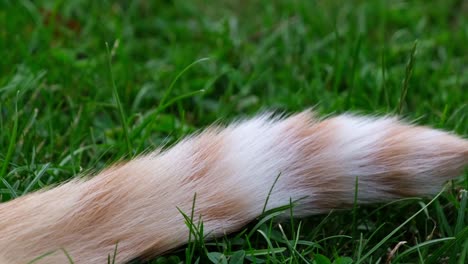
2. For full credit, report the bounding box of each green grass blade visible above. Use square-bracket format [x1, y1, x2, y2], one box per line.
[0, 93, 19, 194]
[105, 41, 132, 156]
[22, 163, 50, 195]
[356, 189, 443, 264]
[397, 40, 417, 115]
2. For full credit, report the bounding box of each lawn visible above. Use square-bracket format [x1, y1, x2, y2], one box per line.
[0, 0, 467, 263]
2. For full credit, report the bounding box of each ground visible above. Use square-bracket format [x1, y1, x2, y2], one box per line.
[0, 0, 467, 263]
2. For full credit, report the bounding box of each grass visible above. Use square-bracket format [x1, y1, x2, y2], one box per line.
[1, 0, 467, 263]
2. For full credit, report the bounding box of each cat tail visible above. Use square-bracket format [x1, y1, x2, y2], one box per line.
[0, 110, 467, 263]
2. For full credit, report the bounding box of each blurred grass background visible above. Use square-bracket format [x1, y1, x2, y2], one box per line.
[0, 0, 467, 263]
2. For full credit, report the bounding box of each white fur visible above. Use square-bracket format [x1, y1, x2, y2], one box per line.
[0, 111, 467, 263]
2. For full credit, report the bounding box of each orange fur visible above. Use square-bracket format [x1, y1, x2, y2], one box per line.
[0, 111, 467, 263]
